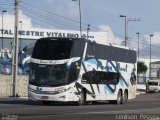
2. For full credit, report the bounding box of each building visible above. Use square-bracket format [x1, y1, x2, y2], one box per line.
[0, 13, 111, 59]
[0, 13, 113, 74]
[1, 14, 160, 77]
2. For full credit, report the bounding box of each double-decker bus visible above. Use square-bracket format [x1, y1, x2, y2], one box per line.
[28, 37, 137, 105]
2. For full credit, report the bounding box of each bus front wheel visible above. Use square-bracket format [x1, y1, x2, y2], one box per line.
[122, 90, 128, 104]
[78, 89, 86, 106]
[42, 101, 52, 105]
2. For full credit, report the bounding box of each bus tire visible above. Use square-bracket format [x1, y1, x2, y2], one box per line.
[122, 90, 128, 104]
[92, 101, 98, 105]
[78, 89, 86, 106]
[42, 101, 51, 105]
[116, 90, 122, 105]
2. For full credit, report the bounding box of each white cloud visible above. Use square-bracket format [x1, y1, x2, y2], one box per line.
[95, 25, 160, 58]
[126, 32, 160, 58]
[18, 10, 32, 28]
[2, 10, 32, 29]
[97, 25, 122, 45]
[67, 2, 79, 17]
[140, 33, 160, 50]
[98, 25, 112, 32]
[19, 10, 30, 20]
[45, 0, 79, 19]
[150, 32, 160, 45]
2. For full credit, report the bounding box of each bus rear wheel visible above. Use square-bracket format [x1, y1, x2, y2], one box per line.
[122, 91, 128, 104]
[78, 89, 86, 106]
[116, 90, 122, 105]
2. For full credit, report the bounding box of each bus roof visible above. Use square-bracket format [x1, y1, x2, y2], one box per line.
[37, 37, 136, 51]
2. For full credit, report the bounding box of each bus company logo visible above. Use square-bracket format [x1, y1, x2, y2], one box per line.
[36, 86, 42, 91]
[87, 54, 94, 58]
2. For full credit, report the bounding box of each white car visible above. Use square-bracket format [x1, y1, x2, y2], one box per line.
[146, 80, 160, 93]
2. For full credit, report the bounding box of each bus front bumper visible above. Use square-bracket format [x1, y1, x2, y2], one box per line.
[28, 90, 78, 102]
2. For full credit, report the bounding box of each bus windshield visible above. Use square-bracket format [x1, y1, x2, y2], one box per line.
[32, 39, 73, 60]
[29, 64, 68, 87]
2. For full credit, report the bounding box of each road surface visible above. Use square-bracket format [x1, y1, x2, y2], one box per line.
[0, 93, 160, 120]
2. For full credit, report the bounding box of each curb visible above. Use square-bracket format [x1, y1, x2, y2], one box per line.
[136, 91, 146, 95]
[0, 97, 28, 101]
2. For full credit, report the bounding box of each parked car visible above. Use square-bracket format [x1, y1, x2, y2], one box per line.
[146, 80, 160, 93]
[0, 60, 26, 75]
[0, 57, 31, 75]
[1, 65, 12, 75]
[0, 64, 25, 75]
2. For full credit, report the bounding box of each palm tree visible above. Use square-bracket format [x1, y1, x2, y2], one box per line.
[137, 61, 148, 75]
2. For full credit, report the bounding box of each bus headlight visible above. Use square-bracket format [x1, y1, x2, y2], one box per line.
[28, 87, 71, 94]
[55, 87, 71, 94]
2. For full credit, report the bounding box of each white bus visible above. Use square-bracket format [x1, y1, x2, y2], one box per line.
[28, 37, 137, 105]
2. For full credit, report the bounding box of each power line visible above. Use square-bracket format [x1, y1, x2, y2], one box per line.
[20, 3, 159, 48]
[20, 2, 83, 27]
[2, 1, 160, 50]
[19, 1, 128, 41]
[20, 5, 80, 31]
[127, 37, 160, 49]
[19, 3, 112, 40]
[20, 1, 109, 32]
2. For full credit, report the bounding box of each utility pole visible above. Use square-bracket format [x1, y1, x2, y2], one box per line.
[72, 0, 82, 38]
[136, 32, 140, 61]
[120, 15, 141, 47]
[12, 0, 19, 97]
[149, 34, 153, 79]
[119, 15, 127, 46]
[87, 24, 90, 39]
[1, 10, 7, 55]
[19, 21, 22, 51]
[78, 0, 82, 37]
[127, 18, 141, 46]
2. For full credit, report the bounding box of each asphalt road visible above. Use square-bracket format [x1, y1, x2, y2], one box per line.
[0, 93, 160, 120]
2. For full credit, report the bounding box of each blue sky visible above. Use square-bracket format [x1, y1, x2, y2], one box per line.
[15, 0, 160, 37]
[51, 1, 157, 34]
[1, 0, 160, 37]
[1, 0, 160, 58]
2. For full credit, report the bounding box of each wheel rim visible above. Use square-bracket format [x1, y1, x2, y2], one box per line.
[123, 91, 128, 103]
[78, 90, 85, 105]
[117, 91, 122, 104]
[79, 93, 84, 104]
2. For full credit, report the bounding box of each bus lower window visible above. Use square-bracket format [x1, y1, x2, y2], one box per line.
[82, 71, 119, 85]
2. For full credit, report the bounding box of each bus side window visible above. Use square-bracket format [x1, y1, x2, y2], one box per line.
[95, 71, 119, 85]
[82, 72, 89, 80]
[82, 71, 93, 84]
[82, 71, 119, 85]
[68, 63, 78, 84]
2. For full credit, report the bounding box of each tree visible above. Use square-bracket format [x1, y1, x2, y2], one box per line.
[137, 61, 148, 75]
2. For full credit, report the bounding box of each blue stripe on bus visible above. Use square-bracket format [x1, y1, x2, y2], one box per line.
[104, 85, 116, 94]
[85, 59, 98, 65]
[108, 61, 129, 87]
[83, 59, 129, 93]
